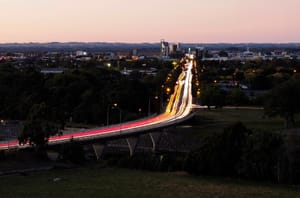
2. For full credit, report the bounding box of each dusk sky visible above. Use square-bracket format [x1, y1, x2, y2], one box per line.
[0, 0, 299, 43]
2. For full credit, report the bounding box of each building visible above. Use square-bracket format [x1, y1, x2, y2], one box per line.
[160, 39, 169, 58]
[176, 43, 181, 52]
[195, 47, 205, 59]
[169, 43, 177, 55]
[75, 51, 87, 57]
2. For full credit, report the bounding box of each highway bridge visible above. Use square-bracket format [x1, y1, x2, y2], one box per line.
[0, 57, 196, 151]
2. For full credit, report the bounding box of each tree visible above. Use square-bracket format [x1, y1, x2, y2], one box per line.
[219, 50, 228, 57]
[185, 122, 249, 176]
[18, 103, 60, 147]
[240, 130, 284, 182]
[226, 88, 249, 106]
[60, 139, 85, 164]
[200, 84, 226, 108]
[185, 122, 287, 183]
[264, 78, 300, 128]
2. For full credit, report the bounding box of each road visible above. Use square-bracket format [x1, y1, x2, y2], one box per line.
[0, 58, 195, 150]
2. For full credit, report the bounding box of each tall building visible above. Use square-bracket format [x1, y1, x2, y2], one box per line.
[169, 43, 178, 55]
[176, 43, 181, 52]
[132, 49, 138, 56]
[160, 39, 169, 58]
[195, 47, 205, 59]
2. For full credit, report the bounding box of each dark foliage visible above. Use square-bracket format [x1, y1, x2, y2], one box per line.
[18, 103, 60, 146]
[185, 122, 287, 183]
[240, 131, 284, 182]
[0, 64, 171, 125]
[185, 122, 249, 176]
[60, 140, 86, 164]
[200, 84, 226, 108]
[264, 78, 300, 128]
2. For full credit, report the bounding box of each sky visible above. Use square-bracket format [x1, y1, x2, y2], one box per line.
[0, 0, 299, 43]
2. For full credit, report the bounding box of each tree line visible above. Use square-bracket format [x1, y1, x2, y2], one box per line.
[0, 61, 175, 145]
[185, 122, 300, 184]
[198, 58, 300, 127]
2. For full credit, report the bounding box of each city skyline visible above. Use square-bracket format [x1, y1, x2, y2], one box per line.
[0, 0, 300, 43]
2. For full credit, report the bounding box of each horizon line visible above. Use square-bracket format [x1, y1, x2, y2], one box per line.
[1, 41, 300, 45]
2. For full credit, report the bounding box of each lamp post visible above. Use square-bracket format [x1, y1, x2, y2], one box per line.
[112, 104, 122, 135]
[148, 95, 159, 116]
[1, 120, 9, 150]
[148, 98, 151, 116]
[106, 105, 110, 126]
[154, 95, 159, 113]
[1, 120, 6, 148]
[160, 85, 165, 113]
[107, 103, 121, 126]
[114, 105, 122, 125]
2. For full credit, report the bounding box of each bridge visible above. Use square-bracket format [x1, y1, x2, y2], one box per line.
[0, 57, 196, 154]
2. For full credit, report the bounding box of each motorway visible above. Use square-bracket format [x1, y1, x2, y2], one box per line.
[0, 58, 195, 150]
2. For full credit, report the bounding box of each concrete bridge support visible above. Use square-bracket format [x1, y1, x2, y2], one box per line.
[149, 132, 163, 152]
[126, 137, 139, 156]
[47, 150, 60, 161]
[92, 143, 106, 160]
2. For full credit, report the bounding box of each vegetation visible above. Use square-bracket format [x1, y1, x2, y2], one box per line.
[200, 84, 225, 108]
[198, 59, 300, 129]
[1, 55, 300, 189]
[18, 103, 61, 146]
[0, 167, 300, 198]
[198, 59, 300, 89]
[264, 76, 300, 128]
[0, 61, 174, 124]
[185, 122, 300, 184]
[59, 140, 86, 164]
[0, 60, 178, 145]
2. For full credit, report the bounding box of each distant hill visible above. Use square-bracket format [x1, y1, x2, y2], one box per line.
[0, 42, 160, 52]
[0, 42, 300, 52]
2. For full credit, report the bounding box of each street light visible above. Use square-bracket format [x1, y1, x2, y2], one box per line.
[166, 87, 171, 94]
[106, 103, 121, 126]
[113, 104, 122, 125]
[1, 120, 9, 150]
[106, 104, 117, 126]
[106, 105, 111, 126]
[113, 104, 122, 135]
[160, 86, 165, 113]
[148, 95, 160, 116]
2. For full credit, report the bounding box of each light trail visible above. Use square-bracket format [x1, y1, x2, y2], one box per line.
[0, 58, 195, 150]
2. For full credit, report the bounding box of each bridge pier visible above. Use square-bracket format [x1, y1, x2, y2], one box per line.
[149, 132, 163, 152]
[126, 137, 139, 156]
[92, 143, 106, 160]
[47, 150, 60, 161]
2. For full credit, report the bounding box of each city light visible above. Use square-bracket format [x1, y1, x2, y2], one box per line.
[166, 87, 171, 93]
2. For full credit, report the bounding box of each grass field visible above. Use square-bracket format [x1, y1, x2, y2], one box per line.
[186, 108, 300, 134]
[0, 167, 300, 198]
